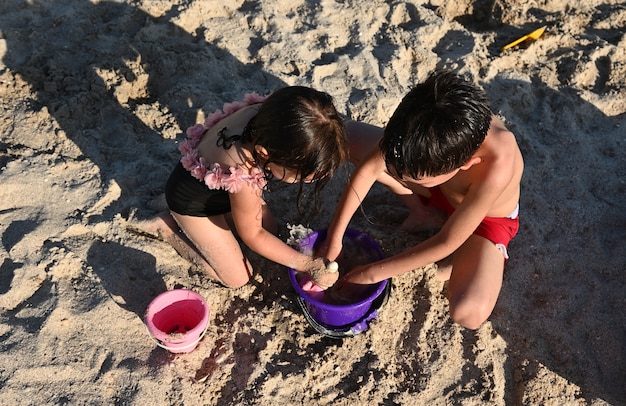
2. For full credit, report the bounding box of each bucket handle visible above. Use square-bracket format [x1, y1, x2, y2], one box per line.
[145, 321, 210, 352]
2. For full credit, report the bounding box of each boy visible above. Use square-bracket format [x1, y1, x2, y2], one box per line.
[322, 71, 523, 329]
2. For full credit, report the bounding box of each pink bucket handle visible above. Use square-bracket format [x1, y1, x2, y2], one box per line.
[145, 322, 209, 352]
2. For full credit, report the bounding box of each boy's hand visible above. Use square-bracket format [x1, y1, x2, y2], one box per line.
[328, 265, 375, 303]
[339, 264, 372, 285]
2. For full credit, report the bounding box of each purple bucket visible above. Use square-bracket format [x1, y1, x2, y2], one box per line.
[288, 229, 389, 336]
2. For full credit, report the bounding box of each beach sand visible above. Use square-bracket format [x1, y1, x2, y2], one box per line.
[0, 0, 625, 404]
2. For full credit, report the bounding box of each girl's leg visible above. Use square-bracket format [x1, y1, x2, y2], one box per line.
[447, 235, 505, 330]
[126, 211, 224, 280]
[170, 212, 253, 288]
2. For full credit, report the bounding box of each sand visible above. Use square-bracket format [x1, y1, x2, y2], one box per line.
[1, 0, 625, 404]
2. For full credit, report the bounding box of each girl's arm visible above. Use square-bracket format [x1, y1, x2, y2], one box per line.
[320, 146, 387, 260]
[228, 183, 337, 287]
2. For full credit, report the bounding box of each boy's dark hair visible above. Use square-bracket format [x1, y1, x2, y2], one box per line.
[247, 86, 348, 205]
[380, 70, 492, 179]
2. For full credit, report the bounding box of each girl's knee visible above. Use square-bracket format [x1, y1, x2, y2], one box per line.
[210, 270, 250, 289]
[212, 262, 253, 289]
[221, 278, 249, 289]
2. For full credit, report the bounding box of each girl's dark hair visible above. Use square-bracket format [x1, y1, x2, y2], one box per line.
[381, 70, 492, 179]
[246, 86, 348, 206]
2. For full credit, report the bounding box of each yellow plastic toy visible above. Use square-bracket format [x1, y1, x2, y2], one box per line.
[502, 26, 547, 51]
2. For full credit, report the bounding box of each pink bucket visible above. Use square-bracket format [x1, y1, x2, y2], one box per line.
[145, 289, 210, 353]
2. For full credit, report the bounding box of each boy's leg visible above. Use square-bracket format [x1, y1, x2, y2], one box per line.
[447, 234, 505, 329]
[170, 212, 253, 288]
[397, 194, 448, 232]
[434, 255, 453, 281]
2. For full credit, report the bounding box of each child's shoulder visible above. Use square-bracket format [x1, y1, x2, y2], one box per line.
[488, 116, 514, 137]
[484, 117, 520, 159]
[474, 117, 523, 190]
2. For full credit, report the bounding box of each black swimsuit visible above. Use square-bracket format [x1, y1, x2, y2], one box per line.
[165, 124, 259, 217]
[165, 161, 231, 217]
[165, 95, 266, 217]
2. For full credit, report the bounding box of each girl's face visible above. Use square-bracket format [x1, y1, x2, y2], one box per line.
[255, 145, 315, 184]
[266, 163, 315, 184]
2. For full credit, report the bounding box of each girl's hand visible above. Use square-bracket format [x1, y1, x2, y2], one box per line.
[305, 257, 339, 290]
[316, 237, 343, 262]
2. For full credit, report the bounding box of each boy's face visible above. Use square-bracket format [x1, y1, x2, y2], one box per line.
[399, 169, 460, 188]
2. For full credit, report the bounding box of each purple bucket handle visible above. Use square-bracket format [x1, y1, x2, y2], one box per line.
[294, 281, 391, 339]
[349, 310, 379, 335]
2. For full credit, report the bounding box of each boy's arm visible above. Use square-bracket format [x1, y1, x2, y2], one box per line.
[343, 169, 510, 284]
[320, 147, 387, 260]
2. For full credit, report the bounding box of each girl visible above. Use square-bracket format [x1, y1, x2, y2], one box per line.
[148, 86, 348, 288]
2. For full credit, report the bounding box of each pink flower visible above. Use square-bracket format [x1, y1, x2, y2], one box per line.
[223, 101, 246, 115]
[178, 139, 195, 155]
[204, 163, 224, 189]
[190, 158, 207, 180]
[248, 167, 267, 190]
[244, 92, 267, 104]
[204, 109, 226, 128]
[222, 166, 246, 193]
[181, 150, 199, 171]
[186, 123, 207, 141]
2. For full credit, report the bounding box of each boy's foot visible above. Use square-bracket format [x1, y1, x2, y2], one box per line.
[433, 257, 453, 281]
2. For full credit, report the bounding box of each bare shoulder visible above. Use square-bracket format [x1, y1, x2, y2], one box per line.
[489, 116, 518, 146]
[484, 117, 522, 171]
[198, 105, 259, 167]
[470, 116, 523, 214]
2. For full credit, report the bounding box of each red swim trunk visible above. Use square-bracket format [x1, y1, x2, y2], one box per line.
[420, 187, 519, 258]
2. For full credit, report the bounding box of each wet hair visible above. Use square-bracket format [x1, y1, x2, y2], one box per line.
[244, 86, 348, 206]
[380, 70, 492, 179]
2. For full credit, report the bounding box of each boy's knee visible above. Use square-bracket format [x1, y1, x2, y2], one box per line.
[449, 300, 491, 330]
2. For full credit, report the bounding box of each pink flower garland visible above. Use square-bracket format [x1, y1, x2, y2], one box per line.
[178, 92, 268, 192]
